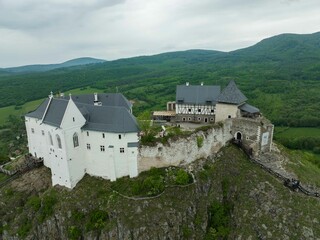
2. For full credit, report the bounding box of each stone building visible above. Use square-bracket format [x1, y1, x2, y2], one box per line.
[153, 80, 260, 123]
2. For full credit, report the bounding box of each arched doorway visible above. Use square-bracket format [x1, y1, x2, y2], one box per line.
[235, 131, 242, 140]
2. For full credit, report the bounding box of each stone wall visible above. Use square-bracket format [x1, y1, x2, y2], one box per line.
[138, 117, 274, 172]
[138, 121, 233, 172]
[231, 117, 274, 157]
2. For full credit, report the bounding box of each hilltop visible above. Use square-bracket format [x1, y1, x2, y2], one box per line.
[0, 57, 106, 74]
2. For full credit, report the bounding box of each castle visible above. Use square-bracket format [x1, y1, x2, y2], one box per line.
[25, 81, 273, 189]
[25, 92, 139, 188]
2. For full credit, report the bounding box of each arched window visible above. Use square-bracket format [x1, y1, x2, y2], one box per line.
[48, 132, 53, 146]
[73, 133, 79, 147]
[56, 134, 62, 149]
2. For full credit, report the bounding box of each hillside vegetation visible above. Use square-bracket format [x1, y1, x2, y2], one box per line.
[1, 145, 319, 239]
[0, 32, 319, 127]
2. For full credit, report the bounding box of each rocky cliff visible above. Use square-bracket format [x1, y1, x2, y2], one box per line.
[1, 145, 319, 239]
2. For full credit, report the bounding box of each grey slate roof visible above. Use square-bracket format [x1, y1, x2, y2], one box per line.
[217, 80, 247, 104]
[70, 93, 131, 111]
[42, 99, 69, 127]
[78, 104, 139, 133]
[176, 85, 221, 105]
[239, 103, 260, 113]
[25, 99, 49, 119]
[26, 93, 139, 133]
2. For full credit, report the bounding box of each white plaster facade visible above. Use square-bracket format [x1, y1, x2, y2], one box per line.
[215, 103, 239, 122]
[25, 93, 139, 189]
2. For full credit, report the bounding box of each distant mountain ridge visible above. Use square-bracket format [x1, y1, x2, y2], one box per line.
[1, 57, 106, 74]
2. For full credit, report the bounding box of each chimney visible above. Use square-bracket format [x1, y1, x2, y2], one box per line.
[94, 93, 102, 106]
[94, 93, 98, 103]
[201, 82, 204, 86]
[186, 82, 189, 86]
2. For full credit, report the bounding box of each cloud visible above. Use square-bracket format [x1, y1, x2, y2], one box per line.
[0, 0, 319, 67]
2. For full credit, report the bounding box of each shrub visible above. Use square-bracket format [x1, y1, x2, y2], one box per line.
[27, 195, 41, 211]
[85, 209, 108, 232]
[175, 169, 191, 185]
[38, 190, 58, 222]
[68, 226, 82, 240]
[197, 136, 204, 148]
[140, 134, 156, 145]
[143, 175, 165, 196]
[206, 200, 231, 239]
[17, 218, 32, 238]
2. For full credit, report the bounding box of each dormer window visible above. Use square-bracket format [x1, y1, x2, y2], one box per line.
[102, 133, 105, 138]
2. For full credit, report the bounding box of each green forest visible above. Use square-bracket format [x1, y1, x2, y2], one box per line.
[0, 32, 319, 127]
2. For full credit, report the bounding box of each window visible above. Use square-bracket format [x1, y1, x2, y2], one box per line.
[198, 117, 201, 121]
[73, 117, 75, 122]
[41, 130, 45, 136]
[118, 134, 121, 140]
[188, 117, 191, 121]
[120, 148, 124, 153]
[188, 108, 191, 112]
[73, 133, 79, 147]
[198, 109, 201, 112]
[87, 131, 89, 136]
[56, 134, 62, 149]
[49, 132, 53, 146]
[228, 115, 231, 119]
[211, 109, 214, 113]
[87, 144, 91, 150]
[182, 117, 186, 121]
[31, 128, 35, 133]
[100, 145, 105, 152]
[102, 133, 105, 138]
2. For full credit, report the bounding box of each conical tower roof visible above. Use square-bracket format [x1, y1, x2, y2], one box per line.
[217, 80, 247, 104]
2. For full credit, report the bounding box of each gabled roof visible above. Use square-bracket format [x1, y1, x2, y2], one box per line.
[25, 99, 49, 119]
[25, 93, 139, 133]
[239, 103, 260, 113]
[76, 103, 139, 133]
[42, 99, 69, 127]
[176, 85, 221, 105]
[70, 93, 131, 111]
[217, 80, 247, 104]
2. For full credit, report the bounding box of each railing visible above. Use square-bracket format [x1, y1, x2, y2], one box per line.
[232, 139, 320, 198]
[0, 154, 43, 188]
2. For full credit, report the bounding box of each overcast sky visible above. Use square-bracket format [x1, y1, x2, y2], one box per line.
[0, 0, 319, 67]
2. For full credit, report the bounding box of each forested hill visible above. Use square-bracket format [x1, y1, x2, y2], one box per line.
[1, 57, 106, 74]
[0, 32, 320, 127]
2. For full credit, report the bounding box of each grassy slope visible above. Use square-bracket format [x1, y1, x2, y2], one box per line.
[1, 146, 319, 239]
[275, 127, 320, 138]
